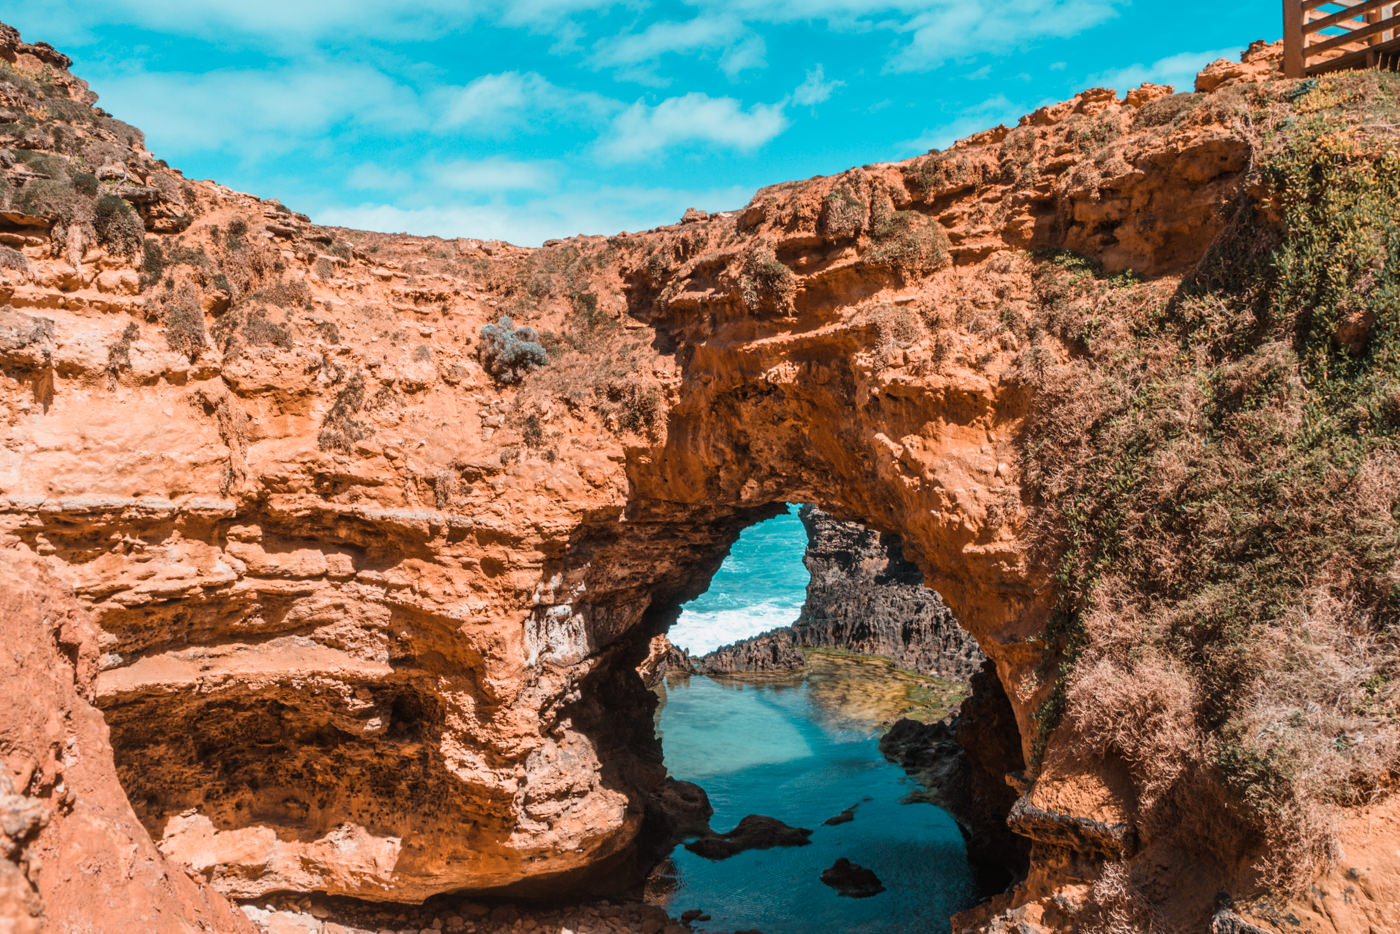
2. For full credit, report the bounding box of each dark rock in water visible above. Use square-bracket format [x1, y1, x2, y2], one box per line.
[679, 909, 711, 923]
[684, 814, 813, 860]
[638, 778, 713, 865]
[820, 858, 886, 898]
[823, 803, 860, 825]
[650, 778, 714, 838]
[879, 717, 956, 772]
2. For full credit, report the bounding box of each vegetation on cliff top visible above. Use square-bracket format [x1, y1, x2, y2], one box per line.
[1021, 70, 1400, 891]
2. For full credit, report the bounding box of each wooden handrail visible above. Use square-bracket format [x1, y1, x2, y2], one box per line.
[1309, 15, 1399, 55]
[1303, 0, 1375, 12]
[1304, 0, 1393, 30]
[1287, 0, 1400, 76]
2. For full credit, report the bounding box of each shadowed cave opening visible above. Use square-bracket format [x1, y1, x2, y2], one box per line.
[639, 504, 1028, 933]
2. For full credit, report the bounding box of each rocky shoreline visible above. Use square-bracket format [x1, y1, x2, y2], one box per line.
[667, 507, 985, 681]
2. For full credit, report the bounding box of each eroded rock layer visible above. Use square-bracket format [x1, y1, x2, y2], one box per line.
[1, 24, 1397, 934]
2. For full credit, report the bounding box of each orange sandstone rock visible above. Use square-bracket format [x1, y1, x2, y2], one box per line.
[0, 27, 1390, 934]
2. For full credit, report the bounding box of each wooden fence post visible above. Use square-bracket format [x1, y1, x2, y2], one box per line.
[1284, 0, 1305, 77]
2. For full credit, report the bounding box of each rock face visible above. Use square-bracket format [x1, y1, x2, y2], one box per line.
[792, 505, 985, 679]
[674, 627, 807, 675]
[0, 551, 255, 934]
[1, 23, 1396, 934]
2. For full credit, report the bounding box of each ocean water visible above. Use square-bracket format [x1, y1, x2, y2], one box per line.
[656, 510, 977, 933]
[669, 507, 811, 655]
[657, 676, 977, 933]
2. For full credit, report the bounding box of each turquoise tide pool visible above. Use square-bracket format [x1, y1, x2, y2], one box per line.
[656, 674, 977, 933]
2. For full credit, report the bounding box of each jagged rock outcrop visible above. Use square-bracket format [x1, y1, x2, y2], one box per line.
[793, 505, 985, 678]
[1, 23, 1396, 934]
[669, 504, 985, 678]
[667, 627, 806, 675]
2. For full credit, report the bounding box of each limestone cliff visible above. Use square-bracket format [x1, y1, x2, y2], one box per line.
[1, 23, 1397, 934]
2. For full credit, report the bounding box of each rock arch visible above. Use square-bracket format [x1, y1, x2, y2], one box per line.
[8, 26, 1355, 934]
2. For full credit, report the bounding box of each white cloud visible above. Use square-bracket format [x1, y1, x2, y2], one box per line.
[889, 0, 1121, 71]
[433, 71, 617, 134]
[313, 183, 754, 246]
[9, 0, 621, 47]
[347, 163, 416, 191]
[13, 0, 1126, 79]
[719, 35, 767, 77]
[1087, 48, 1240, 96]
[427, 158, 557, 192]
[88, 64, 421, 155]
[592, 17, 746, 67]
[595, 93, 789, 162]
[792, 65, 842, 107]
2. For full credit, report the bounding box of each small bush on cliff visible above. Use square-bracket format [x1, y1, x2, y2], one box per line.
[139, 241, 166, 289]
[93, 194, 144, 257]
[318, 368, 368, 452]
[13, 177, 83, 224]
[738, 243, 796, 314]
[479, 315, 548, 385]
[819, 189, 867, 239]
[907, 150, 982, 202]
[105, 322, 138, 388]
[866, 210, 951, 277]
[210, 303, 294, 355]
[157, 288, 206, 362]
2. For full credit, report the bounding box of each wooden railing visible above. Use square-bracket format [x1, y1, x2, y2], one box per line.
[1284, 0, 1400, 77]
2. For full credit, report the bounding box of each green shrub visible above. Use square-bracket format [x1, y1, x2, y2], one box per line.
[248, 278, 312, 308]
[140, 241, 165, 289]
[866, 211, 950, 276]
[603, 378, 663, 439]
[93, 194, 144, 257]
[1132, 92, 1200, 129]
[161, 294, 206, 362]
[71, 171, 98, 196]
[13, 177, 82, 223]
[479, 315, 548, 385]
[738, 243, 795, 313]
[819, 189, 867, 239]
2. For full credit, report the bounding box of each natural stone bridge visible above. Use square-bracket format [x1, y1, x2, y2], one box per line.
[3, 30, 1395, 934]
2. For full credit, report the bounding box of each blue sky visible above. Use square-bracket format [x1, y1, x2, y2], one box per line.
[6, 1, 1277, 245]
